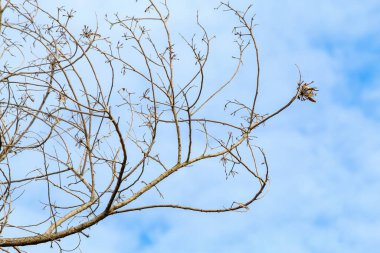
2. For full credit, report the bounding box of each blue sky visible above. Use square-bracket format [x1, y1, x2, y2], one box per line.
[15, 0, 380, 252]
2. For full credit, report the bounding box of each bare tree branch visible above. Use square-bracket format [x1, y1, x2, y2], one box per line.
[0, 0, 317, 250]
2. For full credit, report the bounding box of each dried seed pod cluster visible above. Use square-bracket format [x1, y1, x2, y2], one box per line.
[297, 81, 318, 103]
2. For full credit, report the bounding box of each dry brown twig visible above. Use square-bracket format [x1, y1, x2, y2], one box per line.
[0, 0, 316, 250]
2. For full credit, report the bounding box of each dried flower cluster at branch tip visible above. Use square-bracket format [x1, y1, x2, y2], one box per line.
[297, 81, 318, 103]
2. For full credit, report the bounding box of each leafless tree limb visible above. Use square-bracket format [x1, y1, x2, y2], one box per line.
[0, 0, 316, 250]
